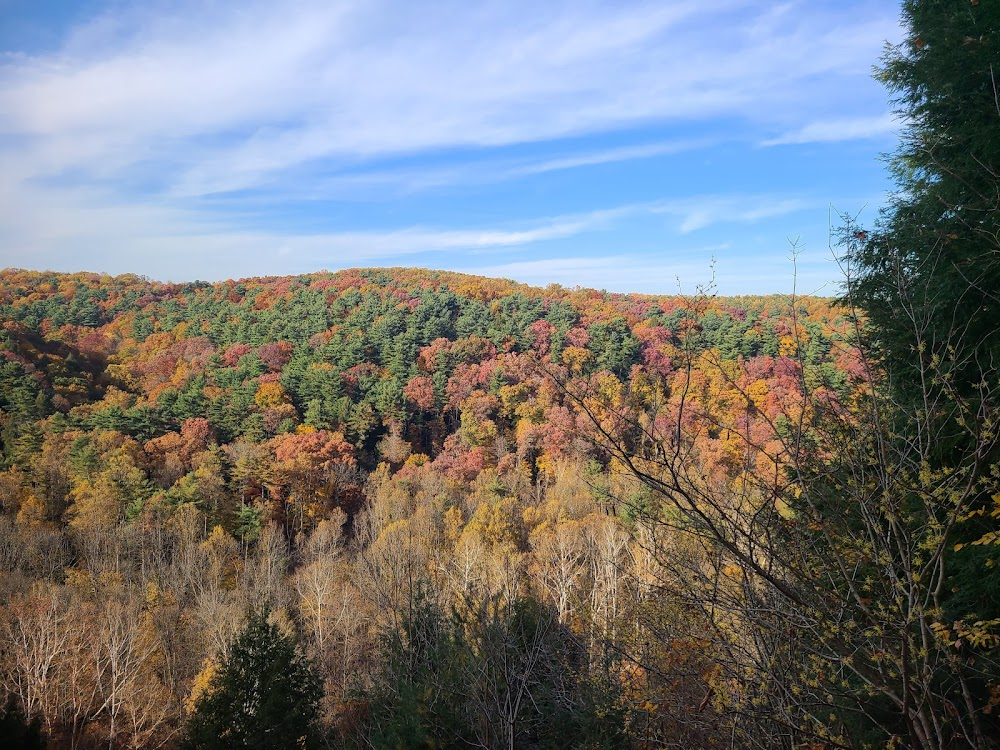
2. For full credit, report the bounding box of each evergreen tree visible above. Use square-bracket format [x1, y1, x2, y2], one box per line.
[183, 611, 322, 750]
[830, 4, 1000, 745]
[841, 0, 1000, 619]
[843, 0, 1000, 399]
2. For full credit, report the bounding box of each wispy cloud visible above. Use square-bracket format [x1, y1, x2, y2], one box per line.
[509, 139, 715, 177]
[255, 138, 715, 199]
[0, 187, 816, 283]
[761, 114, 899, 146]
[2, 1, 896, 195]
[0, 192, 631, 280]
[652, 196, 815, 234]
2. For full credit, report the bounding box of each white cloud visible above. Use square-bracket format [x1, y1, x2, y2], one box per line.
[761, 114, 900, 146]
[652, 196, 815, 234]
[1, 1, 897, 195]
[0, 188, 632, 280]
[0, 186, 816, 284]
[231, 138, 713, 200]
[509, 139, 714, 177]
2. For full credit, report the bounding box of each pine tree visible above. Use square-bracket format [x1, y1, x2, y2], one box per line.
[833, 5, 1000, 745]
[843, 0, 1000, 609]
[183, 611, 322, 750]
[843, 0, 1000, 398]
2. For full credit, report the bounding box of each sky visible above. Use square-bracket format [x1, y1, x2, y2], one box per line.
[0, 0, 904, 295]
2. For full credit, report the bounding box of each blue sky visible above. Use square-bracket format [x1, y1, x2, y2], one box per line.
[0, 0, 902, 294]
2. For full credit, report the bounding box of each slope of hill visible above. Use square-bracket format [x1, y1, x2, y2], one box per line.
[0, 267, 867, 748]
[1, 266, 857, 467]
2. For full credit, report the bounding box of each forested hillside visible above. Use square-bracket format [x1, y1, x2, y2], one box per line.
[0, 267, 868, 748]
[6, 1, 1000, 748]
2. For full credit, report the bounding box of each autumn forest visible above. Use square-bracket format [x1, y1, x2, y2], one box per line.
[4, 2, 1000, 749]
[0, 265, 867, 748]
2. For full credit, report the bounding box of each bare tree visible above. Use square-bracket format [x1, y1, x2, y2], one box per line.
[529, 520, 585, 625]
[88, 591, 170, 749]
[1, 585, 69, 734]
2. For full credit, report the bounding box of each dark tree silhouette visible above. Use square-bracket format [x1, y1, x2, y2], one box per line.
[183, 611, 322, 750]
